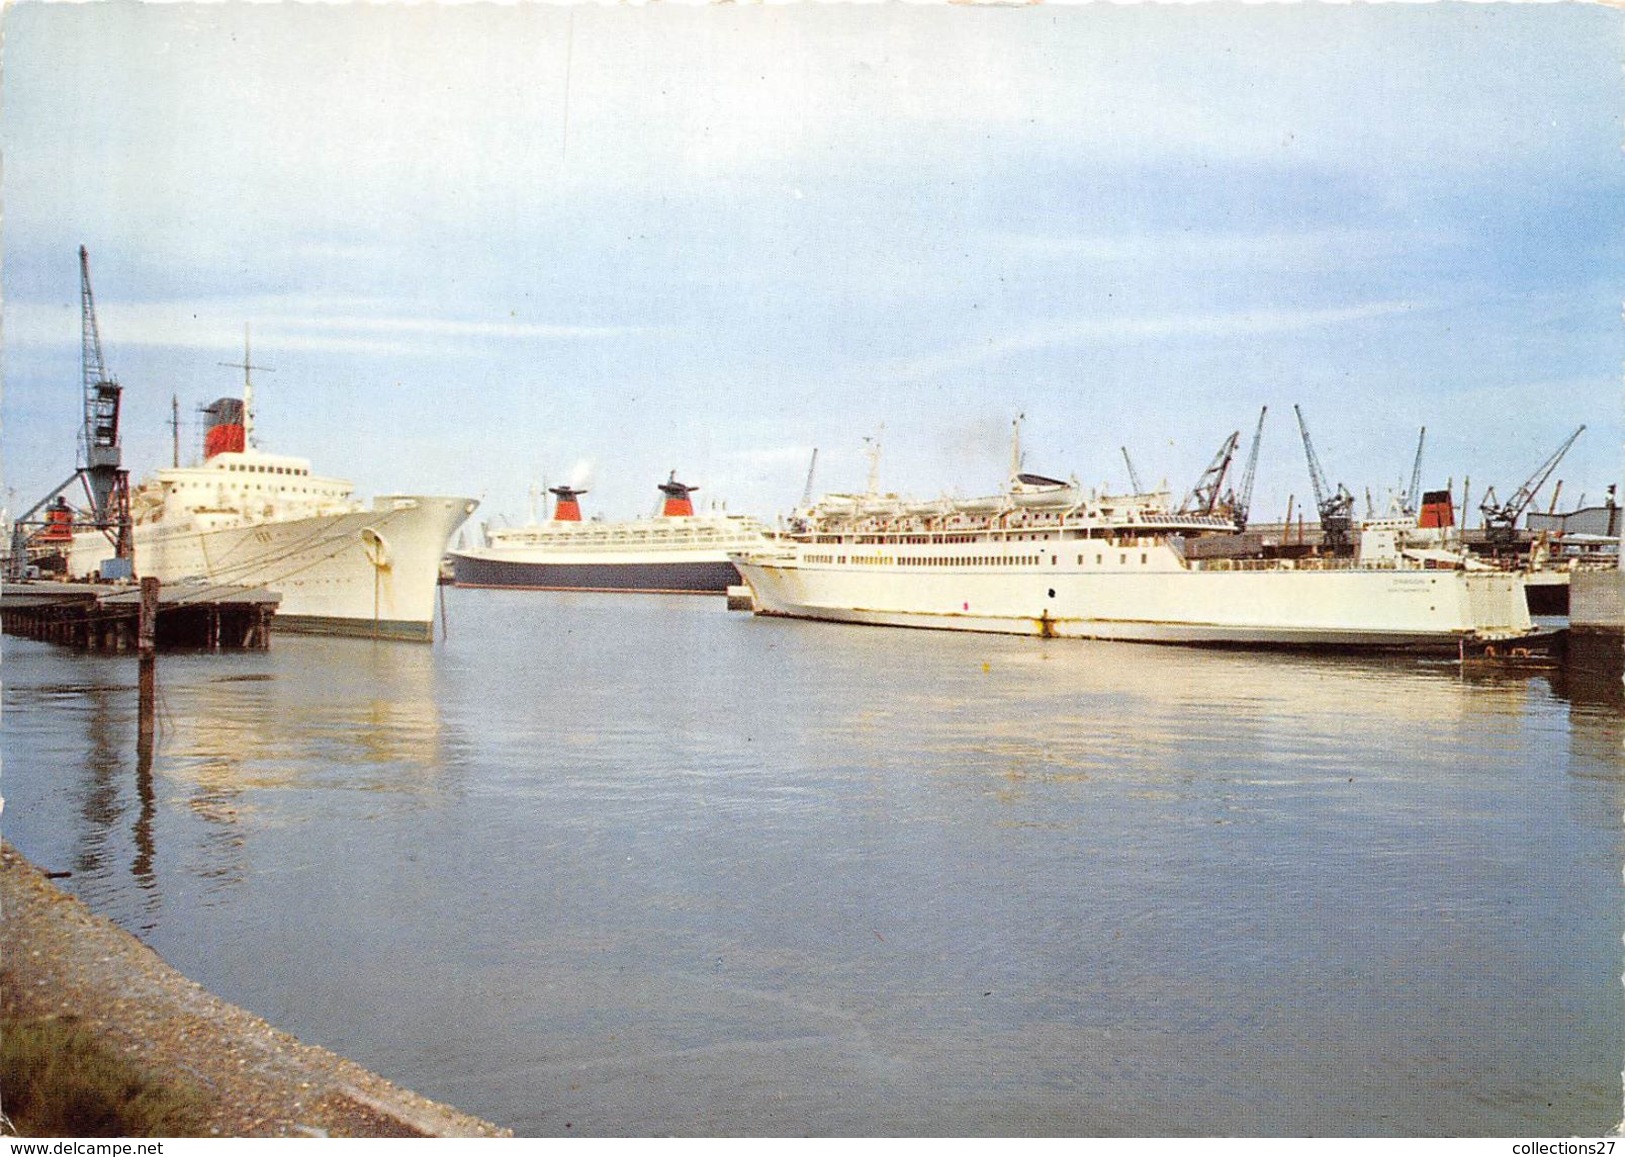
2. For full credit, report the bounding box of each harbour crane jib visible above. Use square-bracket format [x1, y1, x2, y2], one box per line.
[1293, 404, 1355, 554]
[1478, 425, 1585, 546]
[7, 247, 134, 579]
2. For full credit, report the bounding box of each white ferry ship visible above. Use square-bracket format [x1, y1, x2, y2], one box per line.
[449, 472, 774, 594]
[69, 370, 477, 642]
[731, 469, 1541, 651]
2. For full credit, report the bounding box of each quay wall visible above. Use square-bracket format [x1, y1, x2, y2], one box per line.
[1571, 569, 1625, 631]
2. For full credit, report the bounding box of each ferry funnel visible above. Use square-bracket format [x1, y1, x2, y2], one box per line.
[1418, 488, 1455, 529]
[202, 397, 246, 458]
[549, 485, 586, 522]
[659, 472, 697, 518]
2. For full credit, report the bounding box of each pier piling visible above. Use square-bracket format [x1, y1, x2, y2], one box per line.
[3, 580, 280, 652]
[138, 577, 159, 749]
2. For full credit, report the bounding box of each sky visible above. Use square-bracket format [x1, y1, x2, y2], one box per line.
[3, 1, 1621, 532]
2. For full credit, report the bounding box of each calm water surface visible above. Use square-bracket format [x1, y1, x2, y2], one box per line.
[4, 588, 1622, 1135]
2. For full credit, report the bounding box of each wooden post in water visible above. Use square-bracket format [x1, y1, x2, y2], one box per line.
[138, 577, 159, 751]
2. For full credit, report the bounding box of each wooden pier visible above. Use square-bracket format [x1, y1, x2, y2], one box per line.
[2, 579, 280, 651]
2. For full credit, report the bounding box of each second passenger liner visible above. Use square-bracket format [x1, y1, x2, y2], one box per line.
[450, 473, 774, 593]
[731, 470, 1540, 650]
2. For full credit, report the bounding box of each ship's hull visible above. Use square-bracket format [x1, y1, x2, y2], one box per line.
[69, 495, 476, 641]
[449, 551, 739, 594]
[733, 558, 1538, 650]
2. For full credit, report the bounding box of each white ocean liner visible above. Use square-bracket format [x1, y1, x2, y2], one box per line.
[449, 472, 773, 593]
[68, 364, 476, 641]
[731, 468, 1540, 651]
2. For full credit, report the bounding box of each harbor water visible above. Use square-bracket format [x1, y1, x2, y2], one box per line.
[3, 588, 1621, 1136]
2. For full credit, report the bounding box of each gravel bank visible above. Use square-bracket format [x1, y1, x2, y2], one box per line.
[1, 842, 510, 1137]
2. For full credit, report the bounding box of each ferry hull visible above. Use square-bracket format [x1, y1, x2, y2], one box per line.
[449, 553, 740, 594]
[69, 496, 476, 641]
[734, 560, 1538, 650]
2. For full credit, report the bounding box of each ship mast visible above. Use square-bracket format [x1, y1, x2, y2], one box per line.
[218, 323, 273, 450]
[863, 425, 884, 496]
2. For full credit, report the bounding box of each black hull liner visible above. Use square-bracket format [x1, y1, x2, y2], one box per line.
[451, 555, 740, 594]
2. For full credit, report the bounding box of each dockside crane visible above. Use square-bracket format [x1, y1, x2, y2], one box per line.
[1403, 427, 1426, 517]
[1221, 406, 1267, 531]
[1477, 425, 1585, 546]
[1292, 404, 1355, 553]
[800, 447, 819, 507]
[7, 247, 133, 579]
[1121, 447, 1144, 494]
[1180, 430, 1240, 516]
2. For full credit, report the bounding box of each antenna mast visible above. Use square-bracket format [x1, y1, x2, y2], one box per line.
[218, 323, 273, 449]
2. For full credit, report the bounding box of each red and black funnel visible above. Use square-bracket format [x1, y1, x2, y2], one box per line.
[202, 397, 245, 459]
[658, 472, 697, 517]
[550, 485, 587, 522]
[38, 496, 75, 543]
[1418, 488, 1455, 529]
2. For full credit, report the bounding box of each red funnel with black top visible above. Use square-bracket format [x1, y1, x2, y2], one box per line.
[550, 485, 586, 522]
[38, 496, 75, 543]
[658, 472, 697, 518]
[202, 398, 245, 459]
[1418, 488, 1455, 529]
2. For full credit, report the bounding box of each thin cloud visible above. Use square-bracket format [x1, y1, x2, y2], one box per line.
[883, 301, 1427, 384]
[5, 298, 668, 358]
[992, 228, 1463, 271]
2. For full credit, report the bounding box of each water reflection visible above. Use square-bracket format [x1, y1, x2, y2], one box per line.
[75, 684, 128, 882]
[3, 594, 1621, 1136]
[4, 631, 456, 922]
[16, 665, 167, 933]
[160, 639, 448, 801]
[132, 714, 156, 888]
[1552, 630, 1625, 710]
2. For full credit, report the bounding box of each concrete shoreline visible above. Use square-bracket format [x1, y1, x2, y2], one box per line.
[0, 841, 511, 1138]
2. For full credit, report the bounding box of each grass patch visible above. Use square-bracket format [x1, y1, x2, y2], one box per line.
[1, 1015, 207, 1137]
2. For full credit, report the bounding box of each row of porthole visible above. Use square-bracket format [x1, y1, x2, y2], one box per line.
[174, 481, 341, 497]
[222, 463, 309, 476]
[801, 551, 1164, 570]
[898, 555, 1043, 567]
